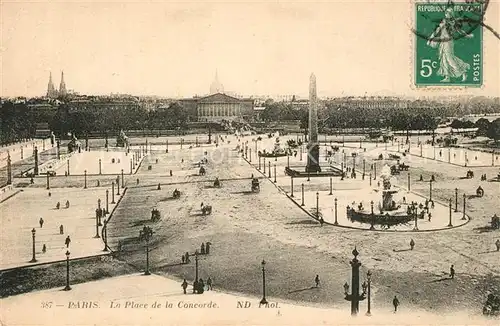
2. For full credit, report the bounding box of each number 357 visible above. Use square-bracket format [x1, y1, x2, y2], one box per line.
[420, 59, 438, 77]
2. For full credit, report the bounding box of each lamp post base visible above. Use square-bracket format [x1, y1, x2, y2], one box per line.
[365, 312, 371, 316]
[259, 298, 268, 305]
[29, 258, 37, 263]
[64, 285, 71, 291]
[144, 271, 151, 276]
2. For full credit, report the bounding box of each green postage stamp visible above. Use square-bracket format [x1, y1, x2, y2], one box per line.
[414, 1, 484, 87]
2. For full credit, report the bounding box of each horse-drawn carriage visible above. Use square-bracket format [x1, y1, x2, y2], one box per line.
[466, 170, 474, 179]
[476, 186, 484, 197]
[251, 178, 260, 192]
[150, 208, 161, 222]
[201, 203, 212, 215]
[214, 177, 221, 188]
[491, 214, 499, 229]
[173, 189, 181, 199]
[199, 166, 206, 176]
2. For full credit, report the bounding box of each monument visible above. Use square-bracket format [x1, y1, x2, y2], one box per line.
[306, 73, 321, 172]
[34, 146, 39, 175]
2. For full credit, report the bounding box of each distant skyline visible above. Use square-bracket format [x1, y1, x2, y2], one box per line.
[1, 0, 499, 98]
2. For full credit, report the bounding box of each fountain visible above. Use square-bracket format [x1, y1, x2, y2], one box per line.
[67, 133, 82, 153]
[347, 165, 415, 229]
[258, 136, 289, 158]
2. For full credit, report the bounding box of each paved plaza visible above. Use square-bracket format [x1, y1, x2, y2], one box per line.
[0, 186, 123, 270]
[0, 273, 495, 326]
[0, 138, 49, 169]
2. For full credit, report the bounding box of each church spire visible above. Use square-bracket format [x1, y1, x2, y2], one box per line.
[59, 71, 67, 96]
[47, 72, 56, 98]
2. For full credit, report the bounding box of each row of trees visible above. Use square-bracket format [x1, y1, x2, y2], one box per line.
[0, 101, 190, 144]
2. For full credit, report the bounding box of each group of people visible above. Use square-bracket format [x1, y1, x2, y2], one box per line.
[181, 242, 212, 264]
[37, 216, 71, 254]
[55, 200, 71, 210]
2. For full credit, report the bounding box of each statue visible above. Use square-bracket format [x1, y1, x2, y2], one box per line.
[116, 129, 129, 147]
[67, 133, 82, 153]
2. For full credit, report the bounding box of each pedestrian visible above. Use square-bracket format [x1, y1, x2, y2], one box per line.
[410, 239, 415, 250]
[30, 177, 34, 184]
[42, 244, 46, 253]
[169, 170, 173, 177]
[495, 239, 500, 251]
[157, 183, 161, 190]
[201, 243, 205, 255]
[136, 178, 139, 185]
[181, 279, 188, 294]
[59, 224, 64, 235]
[198, 279, 205, 294]
[39, 217, 44, 228]
[205, 242, 211, 255]
[319, 217, 324, 226]
[193, 279, 198, 294]
[393, 295, 400, 312]
[56, 202, 60, 209]
[96, 180, 100, 187]
[48, 192, 51, 197]
[181, 255, 185, 264]
[450, 265, 455, 279]
[207, 277, 213, 290]
[402, 196, 406, 204]
[428, 212, 432, 221]
[65, 200, 70, 208]
[185, 252, 190, 264]
[65, 235, 71, 248]
[315, 275, 320, 287]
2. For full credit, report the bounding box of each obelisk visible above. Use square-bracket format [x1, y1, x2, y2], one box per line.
[306, 73, 321, 172]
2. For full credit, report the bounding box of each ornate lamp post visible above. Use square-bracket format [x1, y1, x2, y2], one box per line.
[106, 190, 109, 213]
[462, 193, 467, 220]
[64, 250, 71, 291]
[316, 192, 319, 218]
[166, 139, 169, 153]
[362, 159, 366, 180]
[97, 199, 102, 225]
[407, 172, 411, 191]
[195, 250, 199, 282]
[99, 159, 102, 175]
[329, 177, 333, 195]
[366, 270, 372, 316]
[343, 247, 366, 316]
[30, 228, 37, 263]
[334, 198, 339, 225]
[140, 226, 153, 275]
[268, 161, 271, 178]
[117, 176, 121, 195]
[429, 179, 433, 201]
[260, 260, 268, 305]
[111, 182, 115, 204]
[249, 148, 252, 162]
[258, 155, 261, 170]
[455, 188, 458, 212]
[413, 204, 418, 231]
[448, 198, 453, 227]
[290, 177, 294, 197]
[263, 158, 266, 174]
[84, 170, 87, 189]
[370, 200, 375, 230]
[121, 169, 125, 188]
[95, 200, 101, 238]
[67, 159, 70, 176]
[301, 183, 305, 206]
[102, 218, 108, 251]
[273, 164, 276, 183]
[46, 172, 50, 190]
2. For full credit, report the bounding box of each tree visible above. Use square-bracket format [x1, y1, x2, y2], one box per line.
[475, 118, 490, 136]
[486, 118, 500, 145]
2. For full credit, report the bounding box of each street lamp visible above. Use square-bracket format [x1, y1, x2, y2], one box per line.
[366, 270, 372, 316]
[316, 192, 319, 218]
[290, 177, 294, 197]
[84, 170, 87, 189]
[448, 198, 453, 227]
[329, 177, 333, 195]
[301, 183, 305, 206]
[370, 200, 375, 230]
[30, 228, 37, 263]
[140, 226, 153, 275]
[462, 193, 467, 220]
[268, 161, 271, 178]
[260, 260, 268, 305]
[103, 218, 108, 251]
[343, 247, 366, 316]
[263, 158, 266, 173]
[64, 250, 71, 291]
[334, 198, 339, 225]
[455, 188, 458, 212]
[195, 250, 199, 282]
[429, 179, 433, 201]
[273, 164, 276, 183]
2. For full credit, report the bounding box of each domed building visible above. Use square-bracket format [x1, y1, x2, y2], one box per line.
[179, 71, 254, 122]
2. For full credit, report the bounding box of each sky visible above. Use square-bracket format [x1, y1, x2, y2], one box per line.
[1, 0, 499, 98]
